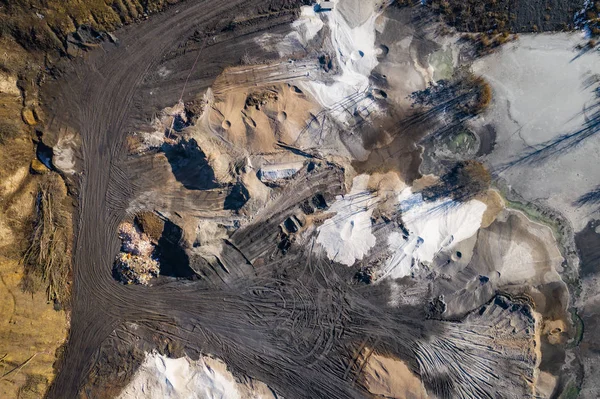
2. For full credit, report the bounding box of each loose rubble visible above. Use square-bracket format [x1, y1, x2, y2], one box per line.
[113, 222, 160, 285]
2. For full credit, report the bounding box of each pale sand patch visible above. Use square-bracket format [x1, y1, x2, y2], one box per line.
[398, 188, 487, 264]
[204, 83, 320, 155]
[476, 189, 505, 228]
[0, 219, 14, 247]
[483, 210, 564, 287]
[296, 1, 387, 123]
[0, 72, 21, 96]
[363, 352, 428, 399]
[0, 166, 27, 197]
[118, 352, 276, 399]
[317, 174, 378, 266]
[380, 188, 487, 280]
[290, 6, 324, 43]
[53, 132, 80, 175]
[535, 371, 558, 399]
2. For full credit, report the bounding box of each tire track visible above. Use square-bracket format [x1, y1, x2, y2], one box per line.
[44, 1, 541, 398]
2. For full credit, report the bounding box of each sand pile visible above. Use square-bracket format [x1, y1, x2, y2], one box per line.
[316, 174, 378, 266]
[362, 352, 428, 398]
[381, 189, 486, 280]
[203, 83, 320, 154]
[118, 352, 276, 399]
[294, 1, 388, 124]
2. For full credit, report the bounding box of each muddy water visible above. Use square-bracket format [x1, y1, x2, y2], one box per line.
[576, 219, 600, 278]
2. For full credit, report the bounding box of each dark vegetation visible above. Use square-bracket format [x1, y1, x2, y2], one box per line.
[426, 0, 582, 33]
[408, 68, 493, 148]
[421, 160, 491, 202]
[578, 1, 600, 37]
[410, 68, 492, 117]
[394, 0, 578, 57]
[0, 0, 183, 54]
[0, 120, 21, 144]
[459, 32, 519, 57]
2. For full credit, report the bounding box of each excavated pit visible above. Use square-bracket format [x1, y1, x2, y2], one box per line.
[40, 1, 578, 398]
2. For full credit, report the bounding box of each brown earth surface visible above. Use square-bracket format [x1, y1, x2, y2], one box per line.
[0, 0, 588, 398]
[37, 1, 547, 398]
[0, 37, 70, 396]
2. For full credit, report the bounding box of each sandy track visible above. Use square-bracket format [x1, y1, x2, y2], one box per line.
[45, 1, 304, 396]
[44, 1, 540, 398]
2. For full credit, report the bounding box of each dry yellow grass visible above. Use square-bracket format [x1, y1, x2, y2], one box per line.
[0, 258, 68, 399]
[0, 0, 183, 54]
[0, 167, 68, 398]
[0, 162, 69, 399]
[0, 61, 69, 398]
[476, 189, 505, 228]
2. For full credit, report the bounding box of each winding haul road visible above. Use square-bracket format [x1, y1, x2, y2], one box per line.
[44, 1, 538, 398]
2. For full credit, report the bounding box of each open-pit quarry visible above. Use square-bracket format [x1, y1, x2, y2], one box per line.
[0, 0, 599, 398]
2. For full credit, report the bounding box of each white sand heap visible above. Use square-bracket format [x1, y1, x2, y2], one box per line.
[316, 174, 378, 266]
[290, 1, 389, 124]
[381, 188, 487, 280]
[290, 6, 325, 45]
[118, 352, 276, 399]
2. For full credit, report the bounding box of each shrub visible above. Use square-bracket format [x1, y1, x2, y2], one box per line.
[0, 121, 21, 144]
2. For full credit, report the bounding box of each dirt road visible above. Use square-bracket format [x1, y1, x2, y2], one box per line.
[44, 1, 308, 395]
[44, 1, 539, 398]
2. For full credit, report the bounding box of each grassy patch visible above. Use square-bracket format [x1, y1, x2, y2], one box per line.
[567, 308, 584, 349]
[559, 381, 580, 399]
[497, 187, 562, 239]
[447, 129, 477, 153]
[0, 121, 21, 144]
